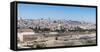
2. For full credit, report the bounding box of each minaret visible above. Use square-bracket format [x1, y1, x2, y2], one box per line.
[48, 17, 51, 24]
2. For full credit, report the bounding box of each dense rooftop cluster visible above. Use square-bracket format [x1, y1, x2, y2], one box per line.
[18, 18, 96, 32]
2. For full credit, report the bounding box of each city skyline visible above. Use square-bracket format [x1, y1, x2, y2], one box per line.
[18, 3, 96, 23]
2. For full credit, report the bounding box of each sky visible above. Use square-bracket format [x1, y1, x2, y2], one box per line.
[18, 3, 96, 23]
